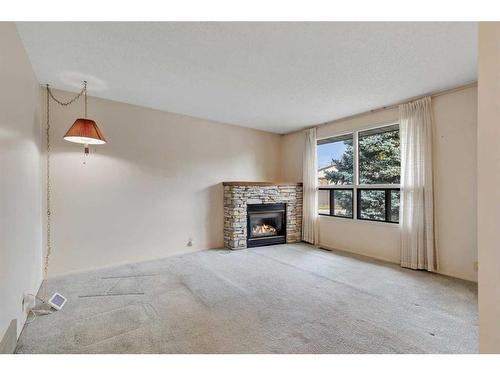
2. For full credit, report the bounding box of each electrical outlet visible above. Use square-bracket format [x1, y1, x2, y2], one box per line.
[22, 294, 35, 312]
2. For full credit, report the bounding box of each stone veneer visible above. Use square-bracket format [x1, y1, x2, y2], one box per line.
[223, 182, 303, 250]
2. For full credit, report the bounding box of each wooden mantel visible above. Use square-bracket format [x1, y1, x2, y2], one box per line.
[223, 181, 303, 186]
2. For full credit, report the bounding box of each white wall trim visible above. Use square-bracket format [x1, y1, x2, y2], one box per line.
[318, 243, 399, 265]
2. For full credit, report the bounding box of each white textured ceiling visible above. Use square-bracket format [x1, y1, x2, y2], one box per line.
[16, 22, 477, 134]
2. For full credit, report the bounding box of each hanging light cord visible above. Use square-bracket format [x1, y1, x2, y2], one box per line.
[46, 81, 87, 108]
[43, 82, 87, 300]
[44, 84, 51, 301]
[84, 81, 88, 118]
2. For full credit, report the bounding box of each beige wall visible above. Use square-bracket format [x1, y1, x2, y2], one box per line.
[433, 87, 478, 282]
[478, 22, 500, 353]
[0, 23, 42, 342]
[281, 86, 478, 282]
[43, 89, 282, 276]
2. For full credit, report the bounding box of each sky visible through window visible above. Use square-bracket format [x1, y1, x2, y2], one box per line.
[317, 142, 347, 169]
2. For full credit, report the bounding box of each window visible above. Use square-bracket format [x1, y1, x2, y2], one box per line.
[317, 134, 353, 186]
[390, 189, 400, 223]
[358, 125, 400, 185]
[357, 124, 400, 222]
[317, 124, 400, 223]
[318, 188, 353, 218]
[358, 189, 386, 221]
[333, 189, 353, 218]
[357, 189, 400, 223]
[318, 189, 330, 215]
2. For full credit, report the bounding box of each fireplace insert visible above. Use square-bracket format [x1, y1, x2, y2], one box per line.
[247, 203, 286, 247]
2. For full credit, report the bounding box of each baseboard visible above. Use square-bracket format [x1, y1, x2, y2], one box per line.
[318, 243, 399, 265]
[0, 319, 17, 354]
[46, 246, 209, 279]
[318, 243, 477, 283]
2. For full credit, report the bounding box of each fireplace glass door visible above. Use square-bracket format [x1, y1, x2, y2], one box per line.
[247, 203, 286, 247]
[250, 212, 283, 238]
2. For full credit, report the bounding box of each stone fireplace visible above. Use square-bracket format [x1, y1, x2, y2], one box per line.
[223, 182, 303, 250]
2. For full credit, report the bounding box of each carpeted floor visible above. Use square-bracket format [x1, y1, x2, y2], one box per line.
[16, 243, 478, 353]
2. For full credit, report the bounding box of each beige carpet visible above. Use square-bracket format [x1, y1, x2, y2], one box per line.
[16, 243, 478, 353]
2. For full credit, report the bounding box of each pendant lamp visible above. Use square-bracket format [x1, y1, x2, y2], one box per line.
[43, 80, 108, 301]
[61, 81, 106, 157]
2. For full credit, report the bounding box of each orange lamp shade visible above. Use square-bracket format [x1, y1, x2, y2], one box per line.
[63, 118, 106, 145]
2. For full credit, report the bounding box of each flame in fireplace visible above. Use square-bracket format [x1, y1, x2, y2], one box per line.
[252, 223, 277, 236]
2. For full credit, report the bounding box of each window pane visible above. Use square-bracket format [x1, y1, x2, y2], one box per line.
[359, 190, 386, 221]
[318, 190, 330, 215]
[333, 190, 353, 218]
[390, 190, 400, 223]
[358, 126, 400, 185]
[317, 134, 353, 186]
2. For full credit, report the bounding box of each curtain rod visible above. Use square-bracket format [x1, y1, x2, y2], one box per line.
[289, 81, 477, 135]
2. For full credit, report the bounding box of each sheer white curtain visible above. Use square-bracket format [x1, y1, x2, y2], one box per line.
[302, 128, 319, 245]
[399, 96, 437, 271]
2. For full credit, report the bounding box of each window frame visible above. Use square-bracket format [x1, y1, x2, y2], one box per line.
[316, 122, 400, 224]
[318, 187, 354, 219]
[356, 188, 400, 224]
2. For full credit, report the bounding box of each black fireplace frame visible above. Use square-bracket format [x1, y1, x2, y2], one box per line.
[247, 203, 287, 248]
